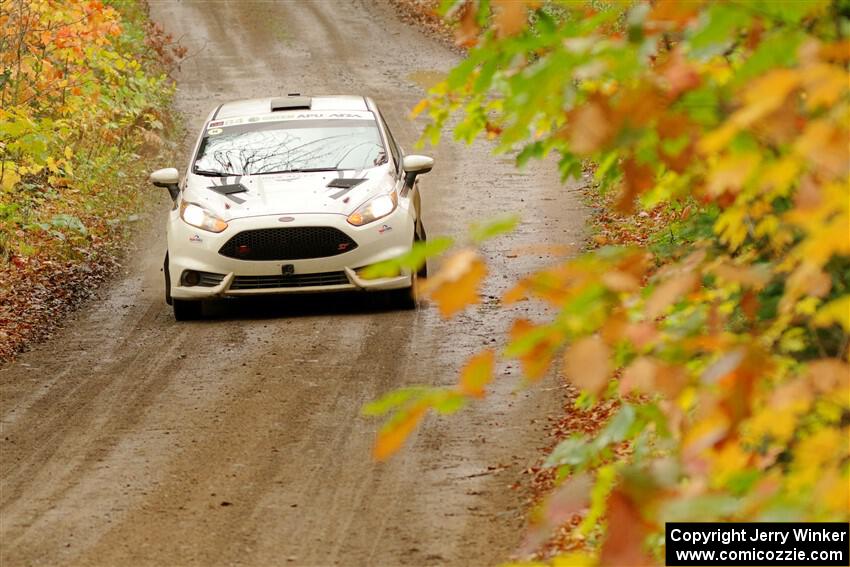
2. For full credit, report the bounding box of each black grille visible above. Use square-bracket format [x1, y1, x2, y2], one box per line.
[198, 272, 226, 287]
[219, 227, 357, 261]
[230, 271, 350, 290]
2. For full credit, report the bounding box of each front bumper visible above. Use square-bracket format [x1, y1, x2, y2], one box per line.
[167, 208, 414, 300]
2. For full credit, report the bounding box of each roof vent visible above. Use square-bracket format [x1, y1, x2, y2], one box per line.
[271, 96, 311, 111]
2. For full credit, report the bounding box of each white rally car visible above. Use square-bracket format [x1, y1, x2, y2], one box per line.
[149, 95, 433, 320]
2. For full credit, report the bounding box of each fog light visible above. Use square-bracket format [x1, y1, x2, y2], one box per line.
[181, 270, 200, 286]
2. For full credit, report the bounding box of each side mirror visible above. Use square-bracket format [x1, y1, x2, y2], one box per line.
[402, 155, 434, 187]
[150, 168, 180, 201]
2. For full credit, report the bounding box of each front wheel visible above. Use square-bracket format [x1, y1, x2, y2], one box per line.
[163, 253, 173, 305]
[173, 299, 203, 321]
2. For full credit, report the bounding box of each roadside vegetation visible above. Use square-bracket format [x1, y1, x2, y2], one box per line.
[0, 0, 182, 360]
[367, 1, 850, 564]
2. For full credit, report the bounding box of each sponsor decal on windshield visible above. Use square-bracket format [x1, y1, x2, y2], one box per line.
[206, 111, 373, 131]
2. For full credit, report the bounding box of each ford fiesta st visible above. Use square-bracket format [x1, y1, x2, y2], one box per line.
[149, 94, 433, 320]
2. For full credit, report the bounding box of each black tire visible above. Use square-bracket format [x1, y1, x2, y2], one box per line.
[163, 253, 173, 306]
[415, 221, 428, 278]
[173, 299, 203, 321]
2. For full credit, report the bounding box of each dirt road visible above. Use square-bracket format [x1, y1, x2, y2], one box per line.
[0, 2, 585, 565]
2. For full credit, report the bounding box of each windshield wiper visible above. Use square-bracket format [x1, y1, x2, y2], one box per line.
[254, 167, 340, 175]
[193, 169, 228, 177]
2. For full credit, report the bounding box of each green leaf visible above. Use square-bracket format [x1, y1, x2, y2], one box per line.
[734, 31, 804, 85]
[594, 404, 637, 446]
[689, 3, 748, 56]
[431, 391, 468, 414]
[359, 236, 454, 279]
[545, 435, 593, 468]
[516, 141, 546, 168]
[50, 214, 87, 235]
[470, 214, 519, 243]
[361, 386, 431, 416]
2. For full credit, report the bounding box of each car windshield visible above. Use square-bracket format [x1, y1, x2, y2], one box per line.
[193, 118, 386, 175]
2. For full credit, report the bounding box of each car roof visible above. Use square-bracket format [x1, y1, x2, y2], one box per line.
[213, 95, 371, 120]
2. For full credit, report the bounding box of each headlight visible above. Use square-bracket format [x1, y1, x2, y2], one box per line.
[347, 192, 398, 226]
[180, 201, 228, 233]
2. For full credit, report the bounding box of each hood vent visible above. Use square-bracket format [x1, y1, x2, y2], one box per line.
[326, 178, 365, 189]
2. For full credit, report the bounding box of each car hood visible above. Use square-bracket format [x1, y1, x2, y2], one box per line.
[181, 164, 396, 220]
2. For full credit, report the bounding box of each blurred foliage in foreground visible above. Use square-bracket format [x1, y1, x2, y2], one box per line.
[0, 0, 181, 263]
[367, 1, 849, 564]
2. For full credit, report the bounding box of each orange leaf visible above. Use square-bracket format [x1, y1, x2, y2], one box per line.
[619, 356, 657, 396]
[567, 95, 614, 155]
[493, 0, 528, 38]
[647, 0, 700, 29]
[620, 356, 686, 399]
[373, 401, 429, 461]
[601, 270, 641, 292]
[455, 1, 480, 48]
[563, 335, 611, 396]
[509, 319, 562, 381]
[423, 248, 487, 318]
[806, 359, 850, 394]
[459, 350, 495, 398]
[616, 158, 654, 214]
[711, 261, 771, 290]
[645, 272, 698, 319]
[598, 489, 655, 567]
[662, 49, 701, 99]
[501, 281, 528, 304]
[410, 98, 429, 118]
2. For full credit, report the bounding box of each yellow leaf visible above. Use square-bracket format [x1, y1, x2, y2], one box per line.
[788, 429, 844, 492]
[684, 411, 731, 459]
[700, 69, 800, 154]
[705, 153, 760, 197]
[813, 296, 850, 330]
[552, 553, 596, 567]
[458, 350, 495, 398]
[801, 62, 848, 110]
[64, 146, 73, 160]
[563, 335, 611, 396]
[422, 248, 487, 318]
[1, 168, 20, 191]
[709, 441, 750, 488]
[737, 69, 801, 126]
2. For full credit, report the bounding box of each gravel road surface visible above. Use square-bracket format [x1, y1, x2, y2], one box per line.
[0, 2, 585, 565]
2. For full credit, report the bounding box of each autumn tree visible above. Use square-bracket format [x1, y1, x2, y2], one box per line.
[365, 0, 850, 564]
